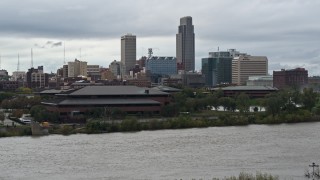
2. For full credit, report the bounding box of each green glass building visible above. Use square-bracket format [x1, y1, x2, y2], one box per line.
[202, 49, 238, 87]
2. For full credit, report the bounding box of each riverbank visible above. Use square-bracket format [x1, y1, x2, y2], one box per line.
[2, 110, 320, 137]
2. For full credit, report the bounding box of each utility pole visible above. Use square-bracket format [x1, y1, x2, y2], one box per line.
[309, 162, 319, 179]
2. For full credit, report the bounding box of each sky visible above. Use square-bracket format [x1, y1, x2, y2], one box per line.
[0, 0, 320, 75]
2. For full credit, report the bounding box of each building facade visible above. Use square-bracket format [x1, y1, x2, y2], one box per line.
[87, 65, 100, 81]
[42, 86, 171, 122]
[146, 56, 177, 76]
[109, 60, 121, 78]
[202, 49, 238, 87]
[26, 66, 49, 89]
[246, 75, 273, 86]
[121, 34, 136, 75]
[273, 68, 308, 89]
[176, 16, 195, 72]
[68, 59, 87, 77]
[232, 55, 268, 85]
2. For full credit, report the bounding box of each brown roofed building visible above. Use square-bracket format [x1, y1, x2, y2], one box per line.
[42, 86, 171, 122]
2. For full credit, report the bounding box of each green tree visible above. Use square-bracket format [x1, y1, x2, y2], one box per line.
[0, 92, 15, 103]
[265, 93, 284, 117]
[161, 103, 179, 117]
[236, 93, 250, 113]
[302, 88, 317, 111]
[0, 111, 5, 124]
[219, 97, 236, 111]
[207, 94, 219, 110]
[86, 107, 105, 118]
[30, 105, 58, 122]
[16, 87, 32, 94]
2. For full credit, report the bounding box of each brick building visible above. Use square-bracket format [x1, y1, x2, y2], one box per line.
[273, 68, 308, 89]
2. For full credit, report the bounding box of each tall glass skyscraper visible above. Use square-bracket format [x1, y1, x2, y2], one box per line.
[176, 16, 195, 72]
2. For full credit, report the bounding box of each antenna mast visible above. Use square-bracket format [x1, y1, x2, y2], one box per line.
[17, 54, 20, 71]
[63, 42, 66, 64]
[0, 54, 1, 69]
[31, 48, 34, 68]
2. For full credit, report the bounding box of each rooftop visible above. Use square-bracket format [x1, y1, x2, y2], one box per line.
[42, 98, 160, 106]
[69, 86, 169, 96]
[152, 86, 181, 92]
[214, 86, 278, 91]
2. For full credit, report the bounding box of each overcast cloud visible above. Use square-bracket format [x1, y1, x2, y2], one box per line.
[0, 0, 320, 75]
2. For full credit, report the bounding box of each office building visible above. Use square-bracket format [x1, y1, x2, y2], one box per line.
[146, 56, 177, 76]
[246, 75, 273, 86]
[176, 16, 195, 72]
[12, 71, 26, 81]
[109, 60, 121, 78]
[87, 65, 100, 81]
[202, 49, 239, 87]
[121, 34, 136, 75]
[68, 59, 87, 77]
[232, 55, 268, 85]
[26, 66, 49, 89]
[273, 68, 308, 89]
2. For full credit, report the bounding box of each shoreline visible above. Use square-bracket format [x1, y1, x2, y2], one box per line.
[1, 114, 320, 138]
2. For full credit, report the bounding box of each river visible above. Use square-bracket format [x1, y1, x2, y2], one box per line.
[1, 122, 320, 180]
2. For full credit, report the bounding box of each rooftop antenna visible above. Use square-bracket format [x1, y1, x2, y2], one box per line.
[148, 48, 153, 58]
[31, 48, 34, 68]
[218, 46, 220, 52]
[0, 54, 1, 69]
[17, 54, 20, 71]
[80, 48, 82, 60]
[63, 42, 66, 64]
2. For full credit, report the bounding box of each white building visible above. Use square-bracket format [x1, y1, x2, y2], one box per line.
[232, 55, 268, 85]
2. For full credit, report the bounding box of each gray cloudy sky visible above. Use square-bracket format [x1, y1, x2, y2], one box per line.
[0, 0, 320, 75]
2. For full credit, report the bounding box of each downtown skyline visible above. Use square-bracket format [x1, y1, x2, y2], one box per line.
[0, 0, 320, 75]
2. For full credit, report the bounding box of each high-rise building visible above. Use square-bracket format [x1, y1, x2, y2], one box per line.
[68, 59, 87, 77]
[273, 68, 308, 89]
[176, 16, 195, 72]
[121, 34, 136, 75]
[232, 55, 268, 85]
[202, 49, 240, 87]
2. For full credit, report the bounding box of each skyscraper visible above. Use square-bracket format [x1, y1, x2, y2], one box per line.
[176, 16, 195, 72]
[121, 34, 136, 75]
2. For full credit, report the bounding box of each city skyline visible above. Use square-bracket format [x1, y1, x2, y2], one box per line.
[0, 0, 320, 75]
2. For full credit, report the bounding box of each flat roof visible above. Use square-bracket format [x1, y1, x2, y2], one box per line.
[214, 86, 278, 91]
[152, 86, 181, 92]
[69, 86, 169, 96]
[40, 89, 68, 94]
[43, 98, 161, 106]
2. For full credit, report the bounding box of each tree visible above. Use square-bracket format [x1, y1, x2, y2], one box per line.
[86, 107, 105, 118]
[30, 105, 58, 122]
[302, 88, 317, 111]
[265, 93, 284, 117]
[161, 104, 178, 117]
[236, 93, 250, 113]
[16, 87, 32, 94]
[219, 97, 236, 111]
[207, 94, 219, 110]
[0, 111, 5, 124]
